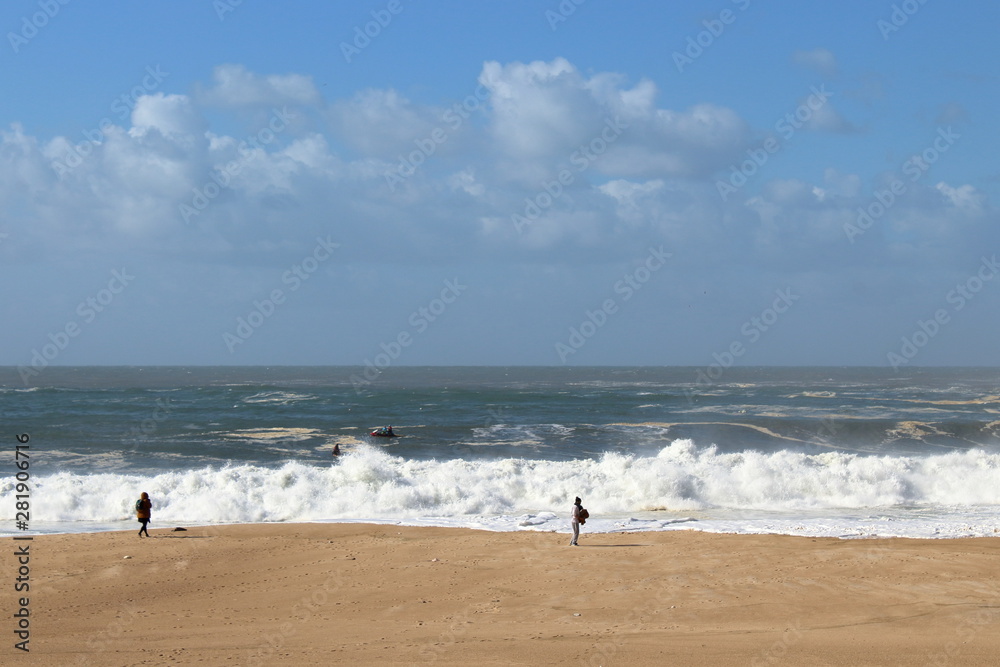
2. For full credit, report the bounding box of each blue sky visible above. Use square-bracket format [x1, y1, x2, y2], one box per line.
[2, 0, 998, 372]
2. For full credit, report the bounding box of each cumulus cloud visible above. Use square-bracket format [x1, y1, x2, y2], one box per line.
[607, 103, 749, 177]
[935, 182, 985, 211]
[478, 59, 750, 183]
[480, 58, 598, 164]
[129, 93, 205, 140]
[4, 58, 999, 367]
[329, 88, 446, 158]
[0, 58, 993, 274]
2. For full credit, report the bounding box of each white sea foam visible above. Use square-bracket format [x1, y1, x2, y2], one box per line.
[241, 391, 314, 405]
[3, 440, 1000, 538]
[223, 427, 322, 442]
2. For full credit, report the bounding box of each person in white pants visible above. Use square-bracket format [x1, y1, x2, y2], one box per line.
[569, 496, 583, 546]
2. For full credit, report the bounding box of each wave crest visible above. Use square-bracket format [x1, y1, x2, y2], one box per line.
[4, 441, 1000, 527]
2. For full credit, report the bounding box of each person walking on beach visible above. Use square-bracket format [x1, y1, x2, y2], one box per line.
[569, 496, 584, 546]
[136, 492, 152, 538]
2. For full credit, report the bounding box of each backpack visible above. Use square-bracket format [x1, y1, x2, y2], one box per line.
[135, 499, 143, 511]
[579, 508, 589, 524]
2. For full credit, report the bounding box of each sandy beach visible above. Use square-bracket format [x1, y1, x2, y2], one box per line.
[6, 524, 1000, 665]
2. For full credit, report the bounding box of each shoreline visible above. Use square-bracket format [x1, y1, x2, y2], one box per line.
[6, 523, 1000, 665]
[7, 506, 1000, 540]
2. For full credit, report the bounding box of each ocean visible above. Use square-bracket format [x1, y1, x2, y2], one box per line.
[2, 366, 999, 539]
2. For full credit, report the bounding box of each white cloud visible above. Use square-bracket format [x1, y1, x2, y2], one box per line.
[610, 103, 748, 177]
[822, 169, 862, 198]
[197, 64, 321, 108]
[599, 178, 664, 203]
[129, 93, 205, 140]
[792, 48, 839, 78]
[1, 124, 49, 198]
[281, 134, 341, 172]
[0, 60, 993, 275]
[935, 182, 985, 211]
[804, 98, 858, 134]
[329, 88, 444, 158]
[448, 168, 485, 197]
[479, 58, 599, 174]
[478, 59, 749, 182]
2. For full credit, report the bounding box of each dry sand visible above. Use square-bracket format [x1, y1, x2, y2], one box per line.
[5, 524, 1000, 665]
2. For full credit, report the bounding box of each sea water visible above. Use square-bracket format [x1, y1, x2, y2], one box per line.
[2, 366, 999, 539]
